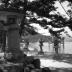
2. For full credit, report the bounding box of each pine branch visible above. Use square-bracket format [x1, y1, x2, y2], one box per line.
[58, 0, 70, 18]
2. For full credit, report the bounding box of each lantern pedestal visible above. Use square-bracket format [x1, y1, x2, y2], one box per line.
[0, 11, 24, 63]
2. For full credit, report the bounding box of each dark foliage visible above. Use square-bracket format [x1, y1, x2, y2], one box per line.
[27, 0, 56, 17]
[66, 0, 72, 2]
[48, 15, 67, 28]
[49, 28, 64, 38]
[1, 0, 72, 36]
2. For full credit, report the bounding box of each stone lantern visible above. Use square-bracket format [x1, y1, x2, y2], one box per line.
[0, 11, 24, 62]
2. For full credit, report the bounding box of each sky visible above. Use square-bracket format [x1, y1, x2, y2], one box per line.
[30, 0, 72, 37]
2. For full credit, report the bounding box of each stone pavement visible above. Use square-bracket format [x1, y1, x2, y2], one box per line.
[26, 51, 72, 72]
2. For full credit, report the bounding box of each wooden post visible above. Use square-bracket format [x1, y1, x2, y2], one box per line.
[63, 37, 65, 53]
[52, 36, 55, 53]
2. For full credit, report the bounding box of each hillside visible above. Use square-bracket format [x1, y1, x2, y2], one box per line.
[21, 34, 52, 42]
[21, 34, 72, 43]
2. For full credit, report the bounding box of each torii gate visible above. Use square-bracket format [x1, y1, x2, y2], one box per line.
[60, 37, 65, 53]
[47, 26, 65, 54]
[52, 36, 65, 54]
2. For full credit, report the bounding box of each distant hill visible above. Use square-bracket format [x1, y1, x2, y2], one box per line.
[64, 37, 72, 42]
[21, 34, 72, 42]
[21, 34, 52, 42]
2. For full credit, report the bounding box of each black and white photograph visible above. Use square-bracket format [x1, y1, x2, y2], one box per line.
[0, 0, 72, 72]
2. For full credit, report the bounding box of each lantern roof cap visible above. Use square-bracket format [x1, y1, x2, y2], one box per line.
[0, 9, 24, 16]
